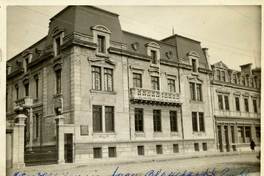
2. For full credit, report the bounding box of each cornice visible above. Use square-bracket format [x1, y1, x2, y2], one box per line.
[211, 80, 260, 93]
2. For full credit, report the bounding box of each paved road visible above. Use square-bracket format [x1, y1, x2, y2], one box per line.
[9, 153, 260, 176]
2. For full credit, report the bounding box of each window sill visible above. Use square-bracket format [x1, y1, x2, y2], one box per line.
[193, 132, 205, 136]
[96, 52, 109, 58]
[150, 63, 159, 68]
[135, 132, 145, 137]
[191, 72, 199, 76]
[90, 90, 116, 95]
[170, 132, 180, 136]
[92, 132, 116, 135]
[189, 100, 204, 104]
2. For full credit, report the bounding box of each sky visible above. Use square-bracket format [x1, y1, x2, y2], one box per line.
[7, 5, 261, 70]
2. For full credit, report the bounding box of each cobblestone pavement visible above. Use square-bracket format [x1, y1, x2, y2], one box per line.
[8, 152, 260, 176]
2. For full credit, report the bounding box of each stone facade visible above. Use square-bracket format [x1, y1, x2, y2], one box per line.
[6, 6, 260, 167]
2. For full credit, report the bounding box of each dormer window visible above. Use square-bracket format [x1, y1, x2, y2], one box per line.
[92, 25, 111, 56]
[97, 35, 106, 54]
[23, 79, 29, 97]
[52, 27, 64, 57]
[221, 71, 226, 82]
[146, 42, 160, 65]
[22, 52, 32, 73]
[191, 59, 197, 72]
[216, 70, 220, 80]
[150, 50, 157, 64]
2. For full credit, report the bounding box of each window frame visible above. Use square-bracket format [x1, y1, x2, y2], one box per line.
[244, 98, 249, 112]
[105, 106, 115, 132]
[135, 108, 144, 132]
[104, 68, 113, 91]
[151, 76, 160, 90]
[168, 78, 176, 92]
[133, 73, 142, 88]
[92, 105, 103, 132]
[97, 35, 106, 54]
[153, 110, 162, 132]
[170, 111, 178, 132]
[235, 97, 240, 111]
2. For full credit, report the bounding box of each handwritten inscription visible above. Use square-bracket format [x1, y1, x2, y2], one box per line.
[13, 166, 250, 176]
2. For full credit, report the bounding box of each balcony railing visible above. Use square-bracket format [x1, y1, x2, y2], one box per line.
[130, 88, 181, 105]
[14, 96, 33, 109]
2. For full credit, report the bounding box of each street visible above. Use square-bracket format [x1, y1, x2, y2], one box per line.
[9, 152, 260, 176]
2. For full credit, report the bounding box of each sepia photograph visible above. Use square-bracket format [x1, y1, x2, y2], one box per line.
[5, 5, 261, 176]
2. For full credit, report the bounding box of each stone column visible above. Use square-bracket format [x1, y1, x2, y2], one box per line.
[221, 125, 226, 152]
[251, 124, 256, 142]
[13, 113, 27, 169]
[55, 115, 65, 164]
[28, 108, 33, 151]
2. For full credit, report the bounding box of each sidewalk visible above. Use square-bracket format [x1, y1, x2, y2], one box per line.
[15, 150, 256, 171]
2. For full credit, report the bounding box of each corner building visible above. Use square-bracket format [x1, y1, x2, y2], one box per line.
[6, 6, 256, 166]
[211, 62, 261, 152]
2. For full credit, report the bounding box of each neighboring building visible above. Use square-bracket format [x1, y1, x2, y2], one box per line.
[5, 6, 260, 167]
[211, 61, 261, 152]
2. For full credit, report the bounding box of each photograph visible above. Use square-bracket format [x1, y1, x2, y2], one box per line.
[5, 5, 261, 176]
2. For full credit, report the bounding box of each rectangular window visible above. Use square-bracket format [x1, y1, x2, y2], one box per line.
[224, 95, 229, 110]
[233, 74, 237, 84]
[190, 82, 196, 100]
[253, 99, 257, 113]
[168, 79, 176, 92]
[133, 73, 142, 88]
[196, 84, 202, 101]
[218, 95, 223, 110]
[194, 143, 199, 151]
[199, 112, 205, 132]
[256, 127, 260, 141]
[153, 110, 162, 132]
[235, 97, 240, 111]
[192, 112, 198, 132]
[55, 69, 61, 94]
[105, 106, 114, 132]
[104, 68, 113, 91]
[151, 76, 159, 90]
[170, 111, 178, 132]
[55, 37, 61, 56]
[221, 71, 226, 82]
[135, 108, 144, 132]
[97, 35, 106, 53]
[244, 98, 249, 112]
[24, 83, 29, 97]
[173, 144, 179, 153]
[108, 147, 116, 158]
[93, 105, 102, 132]
[216, 70, 220, 80]
[245, 126, 251, 143]
[80, 125, 89, 135]
[15, 85, 19, 100]
[35, 78, 39, 99]
[156, 145, 163, 154]
[202, 143, 207, 151]
[137, 146, 144, 156]
[150, 50, 157, 64]
[92, 66, 101, 90]
[93, 147, 102, 158]
[191, 59, 197, 72]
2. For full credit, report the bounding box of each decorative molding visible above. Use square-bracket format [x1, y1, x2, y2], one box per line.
[131, 42, 139, 51]
[91, 25, 111, 34]
[145, 41, 160, 49]
[52, 26, 65, 37]
[87, 57, 115, 66]
[216, 89, 230, 94]
[233, 92, 241, 96]
[129, 65, 144, 72]
[187, 75, 203, 83]
[187, 51, 200, 58]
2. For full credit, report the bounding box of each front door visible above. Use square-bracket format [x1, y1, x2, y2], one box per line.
[64, 134, 73, 163]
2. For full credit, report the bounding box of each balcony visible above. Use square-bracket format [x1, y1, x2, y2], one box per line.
[14, 96, 33, 109]
[130, 88, 181, 105]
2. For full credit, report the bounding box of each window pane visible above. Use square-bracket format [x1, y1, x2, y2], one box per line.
[55, 37, 61, 55]
[253, 99, 258, 113]
[224, 96, 229, 110]
[216, 70, 220, 80]
[24, 83, 29, 97]
[221, 71, 225, 81]
[92, 66, 101, 90]
[218, 95, 223, 110]
[199, 112, 205, 132]
[150, 50, 157, 64]
[93, 105, 102, 132]
[170, 111, 178, 132]
[168, 79, 176, 92]
[153, 110, 161, 132]
[156, 145, 163, 154]
[235, 97, 240, 111]
[137, 146, 144, 155]
[105, 106, 114, 132]
[133, 73, 142, 88]
[244, 98, 249, 112]
[151, 76, 159, 90]
[192, 112, 198, 132]
[135, 108, 144, 132]
[93, 147, 102, 158]
[173, 144, 179, 153]
[190, 82, 196, 100]
[80, 125, 89, 135]
[191, 59, 197, 72]
[194, 143, 199, 151]
[196, 84, 202, 101]
[108, 147, 116, 158]
[56, 70, 61, 94]
[104, 68, 113, 91]
[97, 35, 105, 53]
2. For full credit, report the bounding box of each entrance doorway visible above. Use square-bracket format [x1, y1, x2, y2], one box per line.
[64, 134, 73, 163]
